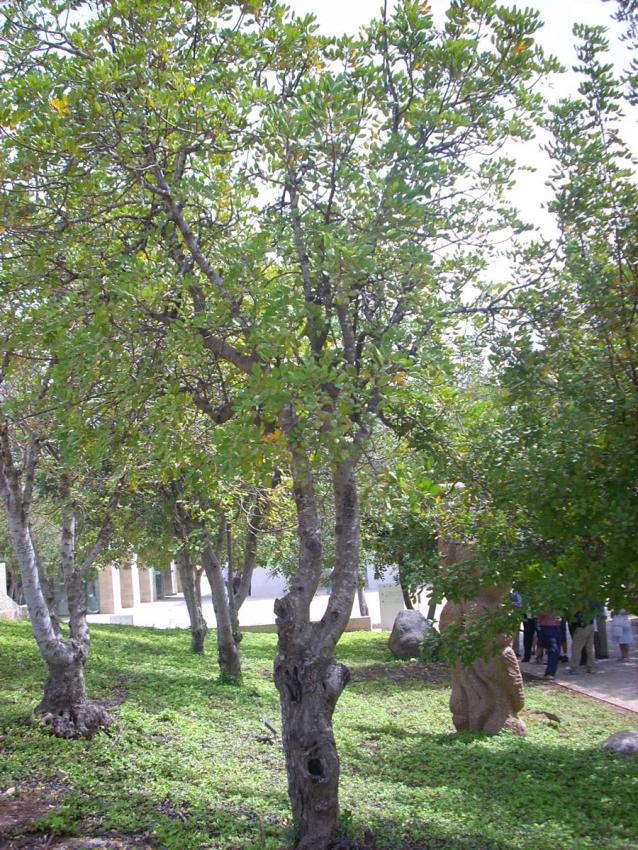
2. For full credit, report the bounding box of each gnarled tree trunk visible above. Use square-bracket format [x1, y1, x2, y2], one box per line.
[274, 618, 349, 850]
[2, 480, 109, 736]
[273, 451, 361, 849]
[36, 642, 110, 738]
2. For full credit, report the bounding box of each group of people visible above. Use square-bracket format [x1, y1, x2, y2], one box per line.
[515, 604, 634, 681]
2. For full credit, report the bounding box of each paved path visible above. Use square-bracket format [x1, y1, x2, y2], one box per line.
[520, 634, 638, 715]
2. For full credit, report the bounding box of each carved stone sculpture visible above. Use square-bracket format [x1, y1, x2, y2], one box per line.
[440, 586, 527, 736]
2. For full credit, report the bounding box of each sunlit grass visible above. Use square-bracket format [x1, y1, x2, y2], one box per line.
[1, 621, 636, 849]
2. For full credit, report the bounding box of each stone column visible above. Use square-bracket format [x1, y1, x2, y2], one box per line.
[119, 558, 140, 609]
[174, 562, 183, 593]
[162, 565, 176, 595]
[97, 565, 122, 615]
[138, 567, 156, 603]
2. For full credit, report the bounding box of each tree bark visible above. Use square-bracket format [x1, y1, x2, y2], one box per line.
[32, 528, 62, 637]
[273, 455, 361, 849]
[357, 578, 369, 618]
[5, 504, 110, 737]
[398, 563, 414, 610]
[176, 546, 208, 653]
[0, 425, 111, 739]
[36, 646, 110, 739]
[202, 518, 242, 683]
[273, 637, 349, 850]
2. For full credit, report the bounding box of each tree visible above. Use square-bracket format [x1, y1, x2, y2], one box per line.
[0, 0, 552, 843]
[431, 24, 638, 616]
[0, 356, 127, 737]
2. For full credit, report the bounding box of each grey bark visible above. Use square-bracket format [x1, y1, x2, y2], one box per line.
[176, 546, 208, 653]
[202, 517, 242, 683]
[0, 424, 110, 738]
[398, 563, 414, 610]
[32, 527, 62, 637]
[357, 578, 369, 618]
[172, 489, 209, 653]
[273, 450, 361, 849]
[173, 487, 264, 678]
[229, 493, 267, 636]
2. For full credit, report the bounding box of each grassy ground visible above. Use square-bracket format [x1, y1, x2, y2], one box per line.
[0, 622, 637, 850]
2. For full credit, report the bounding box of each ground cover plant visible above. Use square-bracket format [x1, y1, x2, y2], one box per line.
[1, 622, 637, 850]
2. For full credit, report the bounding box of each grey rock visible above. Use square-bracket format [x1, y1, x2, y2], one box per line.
[602, 730, 638, 757]
[388, 609, 429, 659]
[0, 593, 27, 621]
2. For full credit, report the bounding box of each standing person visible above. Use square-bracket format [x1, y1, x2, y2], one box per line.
[611, 610, 635, 662]
[568, 610, 596, 673]
[537, 611, 563, 680]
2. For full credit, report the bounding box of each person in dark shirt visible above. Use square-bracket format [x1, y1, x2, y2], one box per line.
[537, 612, 563, 679]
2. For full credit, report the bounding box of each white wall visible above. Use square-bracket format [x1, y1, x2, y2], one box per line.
[199, 566, 288, 599]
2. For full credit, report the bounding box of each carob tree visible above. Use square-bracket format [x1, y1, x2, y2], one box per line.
[0, 0, 553, 842]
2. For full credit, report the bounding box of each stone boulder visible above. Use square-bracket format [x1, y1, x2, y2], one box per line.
[602, 730, 638, 757]
[0, 592, 27, 621]
[388, 609, 429, 659]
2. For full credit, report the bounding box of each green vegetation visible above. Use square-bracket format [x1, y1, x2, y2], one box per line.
[1, 622, 636, 850]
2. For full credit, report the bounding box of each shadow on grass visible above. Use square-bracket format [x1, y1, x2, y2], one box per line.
[3, 622, 636, 850]
[337, 721, 638, 850]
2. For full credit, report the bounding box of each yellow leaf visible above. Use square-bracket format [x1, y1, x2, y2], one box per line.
[50, 95, 71, 116]
[263, 428, 283, 443]
[393, 372, 407, 386]
[513, 41, 526, 55]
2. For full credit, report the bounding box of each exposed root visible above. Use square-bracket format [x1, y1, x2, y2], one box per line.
[36, 701, 112, 739]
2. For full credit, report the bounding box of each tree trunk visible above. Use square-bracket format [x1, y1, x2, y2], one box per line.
[398, 564, 414, 610]
[36, 647, 110, 738]
[273, 454, 361, 849]
[357, 579, 369, 618]
[176, 547, 208, 653]
[4, 500, 110, 738]
[273, 633, 349, 850]
[32, 528, 62, 637]
[202, 520, 242, 683]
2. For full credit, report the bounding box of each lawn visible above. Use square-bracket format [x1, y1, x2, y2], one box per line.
[0, 621, 637, 850]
